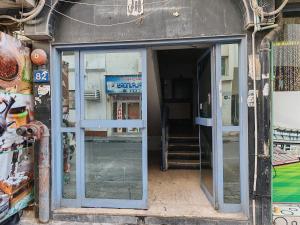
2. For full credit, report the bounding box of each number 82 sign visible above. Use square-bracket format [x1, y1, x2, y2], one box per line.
[34, 70, 49, 83]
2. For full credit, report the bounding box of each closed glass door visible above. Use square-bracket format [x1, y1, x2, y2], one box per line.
[57, 49, 147, 209]
[217, 43, 243, 212]
[80, 50, 147, 208]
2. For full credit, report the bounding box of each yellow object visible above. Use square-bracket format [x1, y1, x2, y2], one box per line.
[273, 205, 281, 214]
[8, 110, 28, 128]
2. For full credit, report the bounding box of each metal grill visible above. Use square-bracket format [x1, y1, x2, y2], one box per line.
[273, 24, 300, 92]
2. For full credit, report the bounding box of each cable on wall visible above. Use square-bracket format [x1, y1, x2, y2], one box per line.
[58, 0, 171, 7]
[0, 0, 45, 24]
[45, 0, 172, 27]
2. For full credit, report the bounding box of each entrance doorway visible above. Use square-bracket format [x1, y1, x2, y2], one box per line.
[150, 43, 247, 213]
[52, 39, 248, 216]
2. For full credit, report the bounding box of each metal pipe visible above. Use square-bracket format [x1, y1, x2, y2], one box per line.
[16, 121, 50, 223]
[38, 123, 50, 224]
[251, 0, 288, 17]
[259, 16, 283, 158]
[251, 15, 258, 225]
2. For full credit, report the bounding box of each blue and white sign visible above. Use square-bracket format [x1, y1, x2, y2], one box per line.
[33, 70, 49, 83]
[106, 75, 142, 94]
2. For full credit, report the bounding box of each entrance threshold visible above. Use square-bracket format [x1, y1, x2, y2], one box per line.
[51, 163, 248, 225]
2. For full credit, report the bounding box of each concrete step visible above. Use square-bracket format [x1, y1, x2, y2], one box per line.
[168, 159, 200, 169]
[168, 136, 199, 144]
[51, 211, 249, 225]
[168, 143, 199, 148]
[168, 151, 200, 160]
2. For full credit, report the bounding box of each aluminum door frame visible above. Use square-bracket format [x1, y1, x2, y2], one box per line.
[215, 41, 248, 213]
[195, 40, 248, 213]
[51, 48, 148, 209]
[195, 47, 218, 209]
[79, 49, 148, 209]
[51, 36, 248, 216]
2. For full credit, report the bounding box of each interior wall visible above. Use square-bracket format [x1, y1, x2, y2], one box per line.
[147, 49, 162, 151]
[158, 48, 206, 121]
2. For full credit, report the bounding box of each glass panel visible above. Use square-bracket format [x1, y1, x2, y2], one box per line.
[198, 54, 212, 118]
[223, 131, 241, 204]
[83, 51, 142, 120]
[61, 51, 76, 127]
[198, 53, 213, 196]
[221, 44, 239, 126]
[84, 128, 142, 200]
[62, 132, 76, 199]
[200, 126, 213, 196]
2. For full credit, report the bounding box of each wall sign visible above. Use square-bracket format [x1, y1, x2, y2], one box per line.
[33, 70, 49, 83]
[127, 0, 143, 16]
[106, 75, 142, 94]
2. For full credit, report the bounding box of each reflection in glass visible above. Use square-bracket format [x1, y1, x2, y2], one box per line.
[198, 53, 213, 196]
[221, 44, 239, 126]
[85, 128, 142, 200]
[61, 51, 76, 127]
[198, 55, 211, 118]
[62, 132, 76, 199]
[200, 126, 213, 196]
[84, 52, 142, 120]
[223, 132, 241, 203]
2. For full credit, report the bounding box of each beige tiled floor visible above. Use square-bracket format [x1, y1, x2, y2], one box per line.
[54, 161, 246, 220]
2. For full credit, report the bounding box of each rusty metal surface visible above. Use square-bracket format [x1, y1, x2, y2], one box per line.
[17, 121, 50, 223]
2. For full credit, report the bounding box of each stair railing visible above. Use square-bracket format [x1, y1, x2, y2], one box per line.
[161, 105, 169, 171]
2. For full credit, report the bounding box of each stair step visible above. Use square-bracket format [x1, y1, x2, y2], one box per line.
[168, 137, 199, 144]
[168, 151, 199, 156]
[168, 143, 199, 147]
[168, 136, 198, 140]
[168, 159, 200, 169]
[168, 151, 200, 160]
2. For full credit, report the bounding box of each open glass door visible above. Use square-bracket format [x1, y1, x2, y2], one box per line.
[196, 42, 247, 213]
[196, 47, 217, 208]
[79, 50, 148, 209]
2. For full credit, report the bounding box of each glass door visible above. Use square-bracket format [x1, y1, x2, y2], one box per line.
[57, 49, 148, 209]
[195, 48, 217, 208]
[216, 43, 243, 212]
[80, 50, 147, 209]
[196, 42, 247, 213]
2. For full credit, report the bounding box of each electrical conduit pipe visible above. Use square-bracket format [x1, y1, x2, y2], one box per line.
[16, 121, 50, 223]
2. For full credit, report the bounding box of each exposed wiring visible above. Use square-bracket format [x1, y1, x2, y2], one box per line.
[0, 21, 17, 26]
[0, 0, 45, 24]
[21, 0, 40, 17]
[45, 0, 172, 27]
[58, 0, 170, 7]
[251, 0, 288, 17]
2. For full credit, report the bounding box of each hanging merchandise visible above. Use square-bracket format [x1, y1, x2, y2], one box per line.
[0, 32, 35, 224]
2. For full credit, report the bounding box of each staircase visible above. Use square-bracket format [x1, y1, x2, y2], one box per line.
[167, 136, 200, 169]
